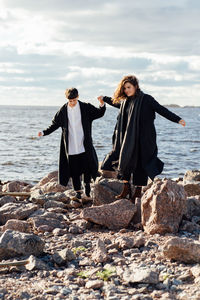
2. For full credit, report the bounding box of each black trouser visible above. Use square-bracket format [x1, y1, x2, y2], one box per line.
[68, 152, 91, 191]
[122, 158, 148, 186]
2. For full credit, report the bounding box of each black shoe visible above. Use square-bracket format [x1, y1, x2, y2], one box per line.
[85, 183, 91, 197]
[72, 191, 82, 201]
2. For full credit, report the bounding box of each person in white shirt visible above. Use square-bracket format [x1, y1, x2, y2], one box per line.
[38, 88, 105, 200]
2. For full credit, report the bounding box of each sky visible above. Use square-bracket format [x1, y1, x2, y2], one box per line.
[0, 0, 200, 106]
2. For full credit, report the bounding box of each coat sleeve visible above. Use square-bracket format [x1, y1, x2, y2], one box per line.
[103, 96, 121, 109]
[43, 110, 62, 136]
[149, 96, 181, 123]
[87, 103, 106, 121]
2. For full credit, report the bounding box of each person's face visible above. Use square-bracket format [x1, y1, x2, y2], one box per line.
[124, 82, 137, 97]
[68, 96, 78, 107]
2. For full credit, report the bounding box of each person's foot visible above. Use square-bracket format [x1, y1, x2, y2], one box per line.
[115, 182, 132, 199]
[71, 191, 82, 201]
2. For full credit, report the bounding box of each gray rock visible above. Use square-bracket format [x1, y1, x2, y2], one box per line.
[81, 199, 137, 230]
[0, 229, 44, 259]
[0, 202, 38, 225]
[85, 280, 104, 289]
[28, 216, 65, 232]
[184, 196, 200, 219]
[0, 196, 16, 207]
[52, 248, 76, 265]
[123, 267, 159, 284]
[92, 239, 109, 263]
[44, 200, 67, 209]
[25, 255, 50, 270]
[93, 178, 123, 206]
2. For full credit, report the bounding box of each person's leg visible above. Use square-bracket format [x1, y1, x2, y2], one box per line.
[81, 153, 91, 197]
[131, 162, 148, 203]
[115, 172, 132, 199]
[68, 154, 82, 199]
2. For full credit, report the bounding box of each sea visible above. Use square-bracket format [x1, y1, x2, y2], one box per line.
[0, 105, 199, 184]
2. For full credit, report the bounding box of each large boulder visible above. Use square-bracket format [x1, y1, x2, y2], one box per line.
[0, 196, 16, 207]
[141, 179, 187, 234]
[81, 199, 137, 230]
[162, 237, 200, 263]
[93, 177, 123, 206]
[0, 203, 38, 225]
[0, 230, 44, 260]
[182, 170, 200, 196]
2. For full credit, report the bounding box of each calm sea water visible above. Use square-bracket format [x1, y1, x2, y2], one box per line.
[0, 104, 199, 184]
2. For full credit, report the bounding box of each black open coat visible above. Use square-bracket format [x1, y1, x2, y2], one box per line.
[43, 101, 106, 186]
[102, 93, 181, 181]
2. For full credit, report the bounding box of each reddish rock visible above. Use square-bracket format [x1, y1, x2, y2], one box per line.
[141, 179, 187, 234]
[162, 237, 200, 263]
[2, 219, 31, 233]
[81, 199, 137, 230]
[2, 181, 33, 192]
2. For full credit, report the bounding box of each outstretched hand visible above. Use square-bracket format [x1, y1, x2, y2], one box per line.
[179, 119, 186, 127]
[97, 95, 104, 106]
[38, 132, 43, 137]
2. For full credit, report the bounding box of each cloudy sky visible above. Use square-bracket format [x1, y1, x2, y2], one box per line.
[0, 0, 200, 106]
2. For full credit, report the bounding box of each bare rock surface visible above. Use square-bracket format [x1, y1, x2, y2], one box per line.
[2, 180, 33, 192]
[184, 196, 200, 219]
[183, 170, 200, 196]
[92, 239, 109, 263]
[81, 199, 137, 229]
[0, 195, 16, 207]
[1, 219, 31, 233]
[162, 237, 200, 263]
[123, 266, 159, 284]
[142, 179, 187, 234]
[0, 202, 38, 225]
[0, 229, 44, 260]
[93, 177, 123, 206]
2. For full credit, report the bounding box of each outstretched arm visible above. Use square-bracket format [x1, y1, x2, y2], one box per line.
[150, 97, 186, 126]
[88, 100, 106, 121]
[38, 110, 62, 137]
[98, 96, 121, 109]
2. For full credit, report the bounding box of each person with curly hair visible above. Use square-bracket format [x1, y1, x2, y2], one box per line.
[98, 75, 185, 202]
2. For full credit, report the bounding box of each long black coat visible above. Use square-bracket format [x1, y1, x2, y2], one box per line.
[102, 94, 181, 180]
[43, 101, 106, 186]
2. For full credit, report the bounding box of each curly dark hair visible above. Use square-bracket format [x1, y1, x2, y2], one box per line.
[112, 75, 140, 103]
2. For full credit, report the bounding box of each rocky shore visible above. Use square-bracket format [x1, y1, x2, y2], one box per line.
[0, 170, 200, 300]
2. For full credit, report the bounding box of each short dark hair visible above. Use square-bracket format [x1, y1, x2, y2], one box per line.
[65, 88, 78, 99]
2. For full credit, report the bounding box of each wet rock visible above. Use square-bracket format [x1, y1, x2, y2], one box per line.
[93, 178, 123, 206]
[0, 196, 16, 207]
[0, 203, 38, 225]
[162, 237, 200, 263]
[92, 239, 109, 263]
[52, 249, 76, 266]
[85, 280, 104, 289]
[81, 199, 137, 230]
[142, 179, 187, 234]
[25, 255, 50, 270]
[0, 229, 44, 260]
[2, 219, 31, 233]
[123, 266, 159, 284]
